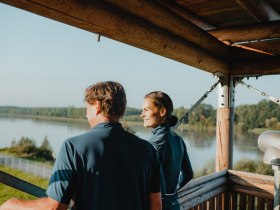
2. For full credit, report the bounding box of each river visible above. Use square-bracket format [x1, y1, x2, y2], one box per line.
[0, 116, 264, 173]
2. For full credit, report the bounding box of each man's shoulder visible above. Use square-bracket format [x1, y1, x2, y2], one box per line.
[124, 131, 155, 150]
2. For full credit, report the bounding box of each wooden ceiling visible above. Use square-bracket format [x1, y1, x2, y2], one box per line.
[2, 0, 280, 76]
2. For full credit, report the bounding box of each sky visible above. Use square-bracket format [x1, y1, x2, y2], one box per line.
[0, 3, 279, 109]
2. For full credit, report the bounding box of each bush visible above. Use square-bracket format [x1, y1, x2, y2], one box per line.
[36, 137, 54, 161]
[10, 137, 37, 158]
[7, 136, 54, 162]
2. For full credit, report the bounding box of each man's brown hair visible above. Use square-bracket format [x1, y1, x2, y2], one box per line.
[84, 81, 127, 118]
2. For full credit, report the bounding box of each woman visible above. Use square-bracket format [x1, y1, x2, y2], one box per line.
[141, 91, 193, 210]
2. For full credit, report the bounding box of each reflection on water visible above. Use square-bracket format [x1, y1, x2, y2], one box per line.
[0, 116, 263, 171]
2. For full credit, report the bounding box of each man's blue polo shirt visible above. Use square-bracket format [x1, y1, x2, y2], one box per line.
[46, 122, 161, 210]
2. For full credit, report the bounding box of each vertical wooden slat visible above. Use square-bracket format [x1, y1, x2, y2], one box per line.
[221, 193, 228, 210]
[217, 194, 223, 210]
[215, 196, 220, 210]
[231, 192, 237, 210]
[203, 201, 207, 210]
[209, 197, 215, 210]
[267, 199, 273, 210]
[248, 195, 255, 210]
[257, 197, 264, 210]
[239, 193, 246, 210]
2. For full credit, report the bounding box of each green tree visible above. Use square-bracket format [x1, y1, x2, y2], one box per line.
[36, 136, 54, 161]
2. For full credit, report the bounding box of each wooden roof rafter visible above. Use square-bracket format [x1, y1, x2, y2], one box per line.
[154, 0, 216, 30]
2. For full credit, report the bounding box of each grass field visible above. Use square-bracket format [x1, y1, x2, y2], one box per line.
[0, 165, 49, 205]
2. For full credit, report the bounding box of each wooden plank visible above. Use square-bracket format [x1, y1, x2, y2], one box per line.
[231, 185, 273, 200]
[179, 170, 227, 193]
[241, 39, 280, 56]
[231, 192, 238, 210]
[228, 170, 273, 199]
[155, 0, 216, 30]
[267, 199, 273, 210]
[1, 0, 229, 75]
[230, 44, 274, 60]
[239, 193, 247, 210]
[221, 193, 226, 210]
[257, 197, 264, 210]
[203, 201, 207, 210]
[179, 176, 227, 203]
[229, 170, 274, 183]
[247, 195, 255, 210]
[231, 56, 280, 76]
[217, 194, 222, 210]
[180, 187, 226, 210]
[208, 20, 280, 43]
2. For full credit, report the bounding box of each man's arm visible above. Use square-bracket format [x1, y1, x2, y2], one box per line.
[0, 197, 68, 210]
[149, 192, 162, 210]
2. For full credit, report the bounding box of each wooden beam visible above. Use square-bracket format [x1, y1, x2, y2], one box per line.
[2, 0, 229, 74]
[240, 39, 280, 56]
[230, 43, 275, 60]
[235, 0, 280, 22]
[103, 0, 229, 58]
[155, 0, 216, 30]
[231, 56, 280, 75]
[209, 20, 280, 43]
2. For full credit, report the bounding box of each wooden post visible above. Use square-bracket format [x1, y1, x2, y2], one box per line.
[216, 76, 234, 171]
[216, 76, 235, 210]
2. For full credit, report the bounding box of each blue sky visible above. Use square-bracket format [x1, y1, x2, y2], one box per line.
[0, 3, 279, 109]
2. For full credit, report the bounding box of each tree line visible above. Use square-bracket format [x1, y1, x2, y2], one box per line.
[0, 99, 279, 131]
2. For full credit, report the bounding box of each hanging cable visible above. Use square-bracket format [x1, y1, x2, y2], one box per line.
[239, 80, 280, 105]
[172, 78, 220, 130]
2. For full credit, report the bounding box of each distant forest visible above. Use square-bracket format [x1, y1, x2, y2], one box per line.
[0, 99, 279, 131]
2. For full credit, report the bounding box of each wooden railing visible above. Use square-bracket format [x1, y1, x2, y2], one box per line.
[179, 170, 274, 210]
[227, 170, 274, 210]
[0, 169, 275, 210]
[178, 170, 228, 210]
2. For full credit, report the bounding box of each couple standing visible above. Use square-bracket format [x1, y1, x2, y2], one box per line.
[0, 81, 193, 210]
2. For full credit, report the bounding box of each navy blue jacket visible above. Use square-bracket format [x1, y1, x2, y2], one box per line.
[149, 124, 193, 196]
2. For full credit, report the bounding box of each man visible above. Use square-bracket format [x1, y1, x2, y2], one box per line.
[0, 81, 162, 210]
